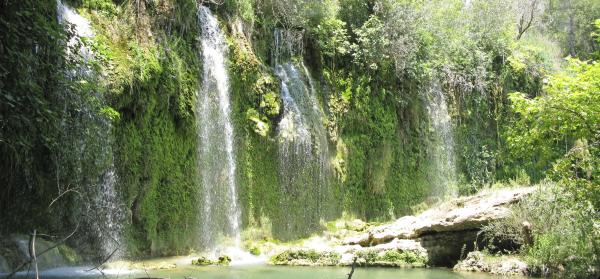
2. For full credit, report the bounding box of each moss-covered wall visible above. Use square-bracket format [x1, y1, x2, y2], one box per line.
[0, 0, 551, 260]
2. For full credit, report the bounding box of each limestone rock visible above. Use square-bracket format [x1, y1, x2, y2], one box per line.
[270, 187, 534, 269]
[454, 251, 529, 276]
[343, 187, 534, 247]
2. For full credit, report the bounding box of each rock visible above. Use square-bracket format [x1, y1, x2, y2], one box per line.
[0, 255, 9, 273]
[490, 258, 528, 276]
[419, 230, 480, 267]
[9, 234, 71, 270]
[155, 261, 177, 269]
[248, 246, 261, 256]
[191, 256, 213, 266]
[453, 251, 490, 273]
[217, 255, 231, 265]
[270, 187, 534, 269]
[270, 249, 341, 266]
[345, 219, 367, 231]
[454, 251, 529, 276]
[352, 239, 428, 267]
[344, 188, 534, 247]
[270, 239, 427, 267]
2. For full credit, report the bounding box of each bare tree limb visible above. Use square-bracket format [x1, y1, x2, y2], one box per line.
[6, 222, 80, 279]
[347, 256, 357, 279]
[85, 246, 120, 273]
[516, 0, 541, 40]
[30, 230, 39, 279]
[48, 185, 81, 209]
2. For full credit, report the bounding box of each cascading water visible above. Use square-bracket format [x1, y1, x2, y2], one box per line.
[273, 29, 332, 239]
[425, 83, 457, 196]
[196, 6, 241, 251]
[57, 1, 125, 259]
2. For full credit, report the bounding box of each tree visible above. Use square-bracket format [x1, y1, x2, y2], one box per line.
[515, 0, 545, 40]
[543, 0, 600, 58]
[506, 58, 600, 207]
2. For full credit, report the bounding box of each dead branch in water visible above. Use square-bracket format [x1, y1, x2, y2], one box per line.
[347, 256, 357, 279]
[85, 245, 120, 275]
[30, 230, 39, 279]
[6, 222, 80, 279]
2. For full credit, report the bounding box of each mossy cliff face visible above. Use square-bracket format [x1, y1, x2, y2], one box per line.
[82, 0, 202, 256]
[0, 0, 553, 259]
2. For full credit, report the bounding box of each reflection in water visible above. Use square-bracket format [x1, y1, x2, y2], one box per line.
[9, 264, 504, 279]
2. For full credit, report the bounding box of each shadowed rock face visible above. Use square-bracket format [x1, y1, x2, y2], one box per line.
[0, 234, 77, 272]
[419, 230, 481, 267]
[0, 255, 9, 273]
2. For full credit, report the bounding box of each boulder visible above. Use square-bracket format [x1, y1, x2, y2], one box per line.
[454, 251, 529, 276]
[217, 255, 231, 265]
[343, 187, 534, 247]
[10, 234, 70, 270]
[0, 255, 9, 273]
[191, 256, 213, 266]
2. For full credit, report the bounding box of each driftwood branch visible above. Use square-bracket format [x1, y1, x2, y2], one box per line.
[85, 246, 120, 274]
[30, 230, 39, 279]
[347, 256, 357, 279]
[6, 222, 80, 279]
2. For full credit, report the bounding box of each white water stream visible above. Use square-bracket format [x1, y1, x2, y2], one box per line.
[196, 6, 241, 251]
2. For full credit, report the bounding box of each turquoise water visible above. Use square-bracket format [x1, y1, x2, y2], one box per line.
[9, 265, 507, 279]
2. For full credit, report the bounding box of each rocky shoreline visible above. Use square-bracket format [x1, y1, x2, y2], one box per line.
[1, 187, 536, 277]
[267, 187, 535, 273]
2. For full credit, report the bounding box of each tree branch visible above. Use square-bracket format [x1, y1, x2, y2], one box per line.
[6, 222, 80, 279]
[347, 257, 357, 279]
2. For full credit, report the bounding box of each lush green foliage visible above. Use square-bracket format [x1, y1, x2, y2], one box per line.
[1, 0, 598, 268]
[506, 58, 600, 209]
[81, 0, 203, 256]
[483, 184, 599, 278]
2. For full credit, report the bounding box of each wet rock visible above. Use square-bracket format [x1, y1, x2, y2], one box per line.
[269, 188, 534, 269]
[217, 255, 231, 265]
[454, 251, 529, 276]
[270, 249, 341, 266]
[192, 255, 231, 266]
[345, 219, 367, 232]
[0, 255, 9, 273]
[10, 234, 70, 270]
[270, 239, 427, 267]
[191, 256, 213, 266]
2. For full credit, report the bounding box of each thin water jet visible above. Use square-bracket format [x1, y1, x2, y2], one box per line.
[425, 82, 457, 197]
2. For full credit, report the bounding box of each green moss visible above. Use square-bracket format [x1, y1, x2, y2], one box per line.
[218, 255, 232, 265]
[270, 249, 341, 266]
[57, 245, 82, 265]
[355, 249, 427, 267]
[192, 256, 214, 266]
[248, 246, 261, 256]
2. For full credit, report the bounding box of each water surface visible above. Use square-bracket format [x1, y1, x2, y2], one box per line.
[12, 265, 507, 279]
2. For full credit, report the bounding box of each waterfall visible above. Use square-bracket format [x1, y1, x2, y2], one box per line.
[273, 29, 332, 239]
[196, 6, 241, 250]
[57, 0, 124, 259]
[425, 83, 457, 196]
